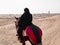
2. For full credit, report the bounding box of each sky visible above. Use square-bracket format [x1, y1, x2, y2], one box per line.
[0, 0, 60, 14]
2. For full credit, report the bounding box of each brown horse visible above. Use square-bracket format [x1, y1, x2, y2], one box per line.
[14, 17, 33, 45]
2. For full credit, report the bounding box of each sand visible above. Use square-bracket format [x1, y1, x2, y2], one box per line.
[0, 15, 60, 45]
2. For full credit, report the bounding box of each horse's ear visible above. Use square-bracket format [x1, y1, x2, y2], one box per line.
[15, 17, 18, 20]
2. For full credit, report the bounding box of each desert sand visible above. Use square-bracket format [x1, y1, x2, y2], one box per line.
[0, 15, 60, 45]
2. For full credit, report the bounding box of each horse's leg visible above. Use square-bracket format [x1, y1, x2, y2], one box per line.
[21, 36, 26, 45]
[28, 38, 36, 45]
[23, 36, 35, 45]
[22, 41, 26, 45]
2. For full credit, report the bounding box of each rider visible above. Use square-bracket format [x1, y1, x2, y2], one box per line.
[17, 8, 32, 42]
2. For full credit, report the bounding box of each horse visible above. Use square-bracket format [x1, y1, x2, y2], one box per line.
[14, 17, 42, 45]
[14, 17, 33, 45]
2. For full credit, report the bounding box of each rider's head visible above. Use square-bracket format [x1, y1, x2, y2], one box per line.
[24, 8, 30, 13]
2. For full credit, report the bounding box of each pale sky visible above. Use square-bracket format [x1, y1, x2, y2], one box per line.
[0, 0, 60, 14]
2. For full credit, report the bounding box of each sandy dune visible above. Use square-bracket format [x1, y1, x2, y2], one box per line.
[0, 15, 60, 45]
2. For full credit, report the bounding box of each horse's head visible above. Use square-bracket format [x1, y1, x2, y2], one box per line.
[14, 17, 19, 30]
[14, 17, 21, 40]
